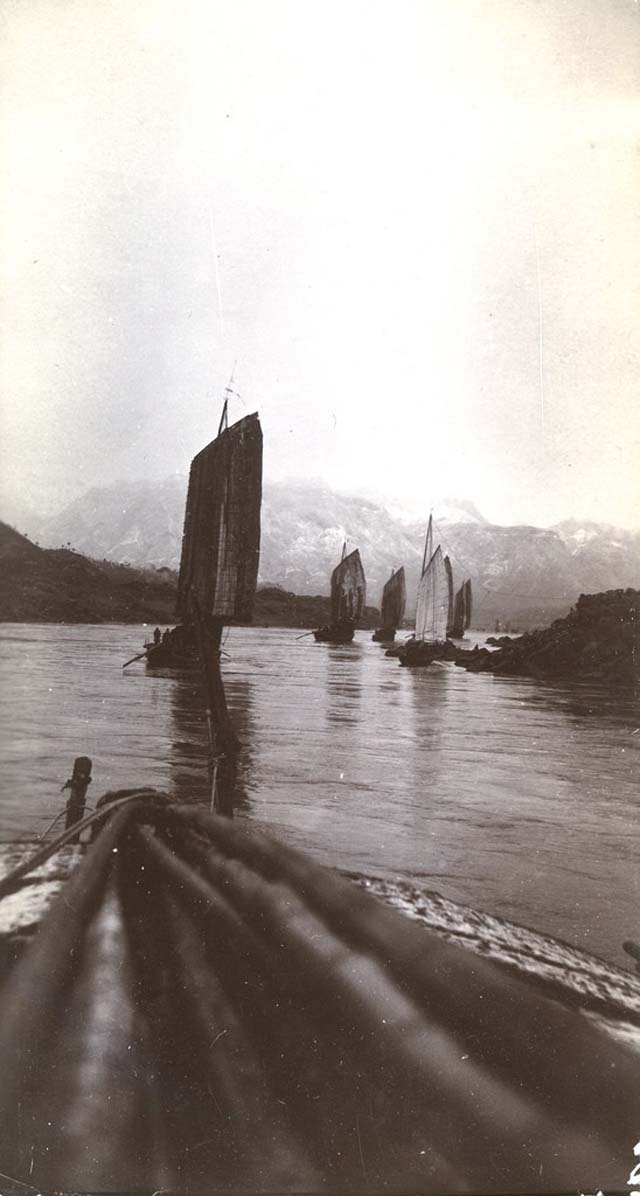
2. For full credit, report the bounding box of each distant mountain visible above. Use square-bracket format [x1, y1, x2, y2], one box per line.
[31, 476, 188, 568]
[19, 479, 640, 629]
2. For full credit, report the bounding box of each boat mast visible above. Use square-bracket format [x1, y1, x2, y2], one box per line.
[217, 398, 229, 436]
[421, 514, 433, 576]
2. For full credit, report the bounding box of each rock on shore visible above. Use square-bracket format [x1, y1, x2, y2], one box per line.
[457, 589, 638, 685]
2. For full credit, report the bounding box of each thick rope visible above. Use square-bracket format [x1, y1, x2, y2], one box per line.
[0, 790, 163, 901]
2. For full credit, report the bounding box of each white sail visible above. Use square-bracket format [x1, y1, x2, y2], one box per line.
[415, 546, 449, 642]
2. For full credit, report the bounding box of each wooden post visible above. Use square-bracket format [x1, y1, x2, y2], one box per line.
[191, 605, 238, 819]
[63, 757, 92, 839]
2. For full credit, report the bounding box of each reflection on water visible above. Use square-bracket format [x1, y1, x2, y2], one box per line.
[326, 644, 363, 726]
[168, 672, 256, 812]
[0, 623, 638, 966]
[224, 675, 255, 812]
[167, 675, 210, 807]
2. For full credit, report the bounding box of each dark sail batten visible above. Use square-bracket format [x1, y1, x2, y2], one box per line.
[177, 413, 262, 623]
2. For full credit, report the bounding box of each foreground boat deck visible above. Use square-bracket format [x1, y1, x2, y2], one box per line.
[3, 837, 639, 1053]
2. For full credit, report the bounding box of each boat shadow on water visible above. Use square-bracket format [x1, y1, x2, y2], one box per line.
[168, 671, 254, 814]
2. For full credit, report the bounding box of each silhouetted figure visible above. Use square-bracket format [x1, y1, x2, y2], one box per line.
[153, 627, 161, 645]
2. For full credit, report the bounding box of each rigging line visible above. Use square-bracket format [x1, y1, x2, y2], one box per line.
[431, 519, 571, 602]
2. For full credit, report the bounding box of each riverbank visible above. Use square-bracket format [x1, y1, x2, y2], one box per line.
[0, 521, 177, 623]
[0, 524, 381, 628]
[456, 589, 638, 685]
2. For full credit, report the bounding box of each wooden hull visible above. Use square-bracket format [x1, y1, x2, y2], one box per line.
[398, 638, 459, 668]
[372, 627, 396, 643]
[144, 625, 197, 669]
[313, 622, 355, 643]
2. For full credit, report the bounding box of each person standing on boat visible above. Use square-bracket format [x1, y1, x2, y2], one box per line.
[153, 626, 161, 645]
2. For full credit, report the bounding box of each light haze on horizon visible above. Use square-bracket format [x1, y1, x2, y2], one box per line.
[1, 0, 639, 529]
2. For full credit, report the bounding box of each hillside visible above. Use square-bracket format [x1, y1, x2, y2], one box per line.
[13, 479, 640, 630]
[0, 523, 178, 624]
[0, 526, 381, 628]
[253, 586, 379, 629]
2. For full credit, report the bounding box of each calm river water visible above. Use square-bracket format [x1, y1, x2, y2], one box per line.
[0, 624, 638, 966]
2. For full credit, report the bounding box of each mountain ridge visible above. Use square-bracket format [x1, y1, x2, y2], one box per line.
[8, 478, 640, 630]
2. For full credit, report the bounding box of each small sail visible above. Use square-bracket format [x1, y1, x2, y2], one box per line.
[464, 578, 473, 630]
[380, 567, 406, 629]
[331, 548, 366, 624]
[415, 546, 449, 642]
[444, 555, 454, 634]
[177, 412, 263, 622]
[451, 586, 465, 637]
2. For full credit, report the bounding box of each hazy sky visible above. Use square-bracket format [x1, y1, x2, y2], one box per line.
[1, 0, 639, 527]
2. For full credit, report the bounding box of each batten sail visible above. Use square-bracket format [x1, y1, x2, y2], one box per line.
[464, 578, 473, 630]
[177, 412, 263, 622]
[449, 578, 473, 637]
[444, 555, 454, 634]
[415, 546, 449, 642]
[331, 549, 366, 624]
[450, 584, 466, 638]
[381, 567, 406, 629]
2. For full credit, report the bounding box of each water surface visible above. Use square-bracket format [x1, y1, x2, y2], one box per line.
[0, 623, 637, 966]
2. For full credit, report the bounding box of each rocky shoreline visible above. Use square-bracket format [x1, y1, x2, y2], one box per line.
[458, 589, 637, 684]
[395, 589, 638, 686]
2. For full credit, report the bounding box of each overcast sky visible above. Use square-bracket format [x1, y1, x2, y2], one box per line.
[1, 0, 639, 527]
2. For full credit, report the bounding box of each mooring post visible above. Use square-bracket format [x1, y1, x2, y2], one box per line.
[63, 757, 92, 840]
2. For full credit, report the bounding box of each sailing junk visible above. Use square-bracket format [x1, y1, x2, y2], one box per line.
[372, 567, 406, 643]
[314, 545, 366, 644]
[398, 517, 474, 665]
[414, 516, 451, 644]
[146, 408, 262, 667]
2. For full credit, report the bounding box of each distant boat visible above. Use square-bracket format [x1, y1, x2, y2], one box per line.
[314, 544, 366, 643]
[372, 567, 406, 643]
[144, 399, 262, 667]
[393, 516, 458, 667]
[414, 516, 451, 644]
[449, 577, 473, 639]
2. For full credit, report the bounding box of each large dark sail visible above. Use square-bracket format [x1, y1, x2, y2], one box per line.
[449, 578, 473, 637]
[450, 585, 465, 638]
[464, 578, 473, 630]
[177, 412, 262, 622]
[380, 567, 406, 630]
[444, 555, 454, 634]
[330, 548, 366, 624]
